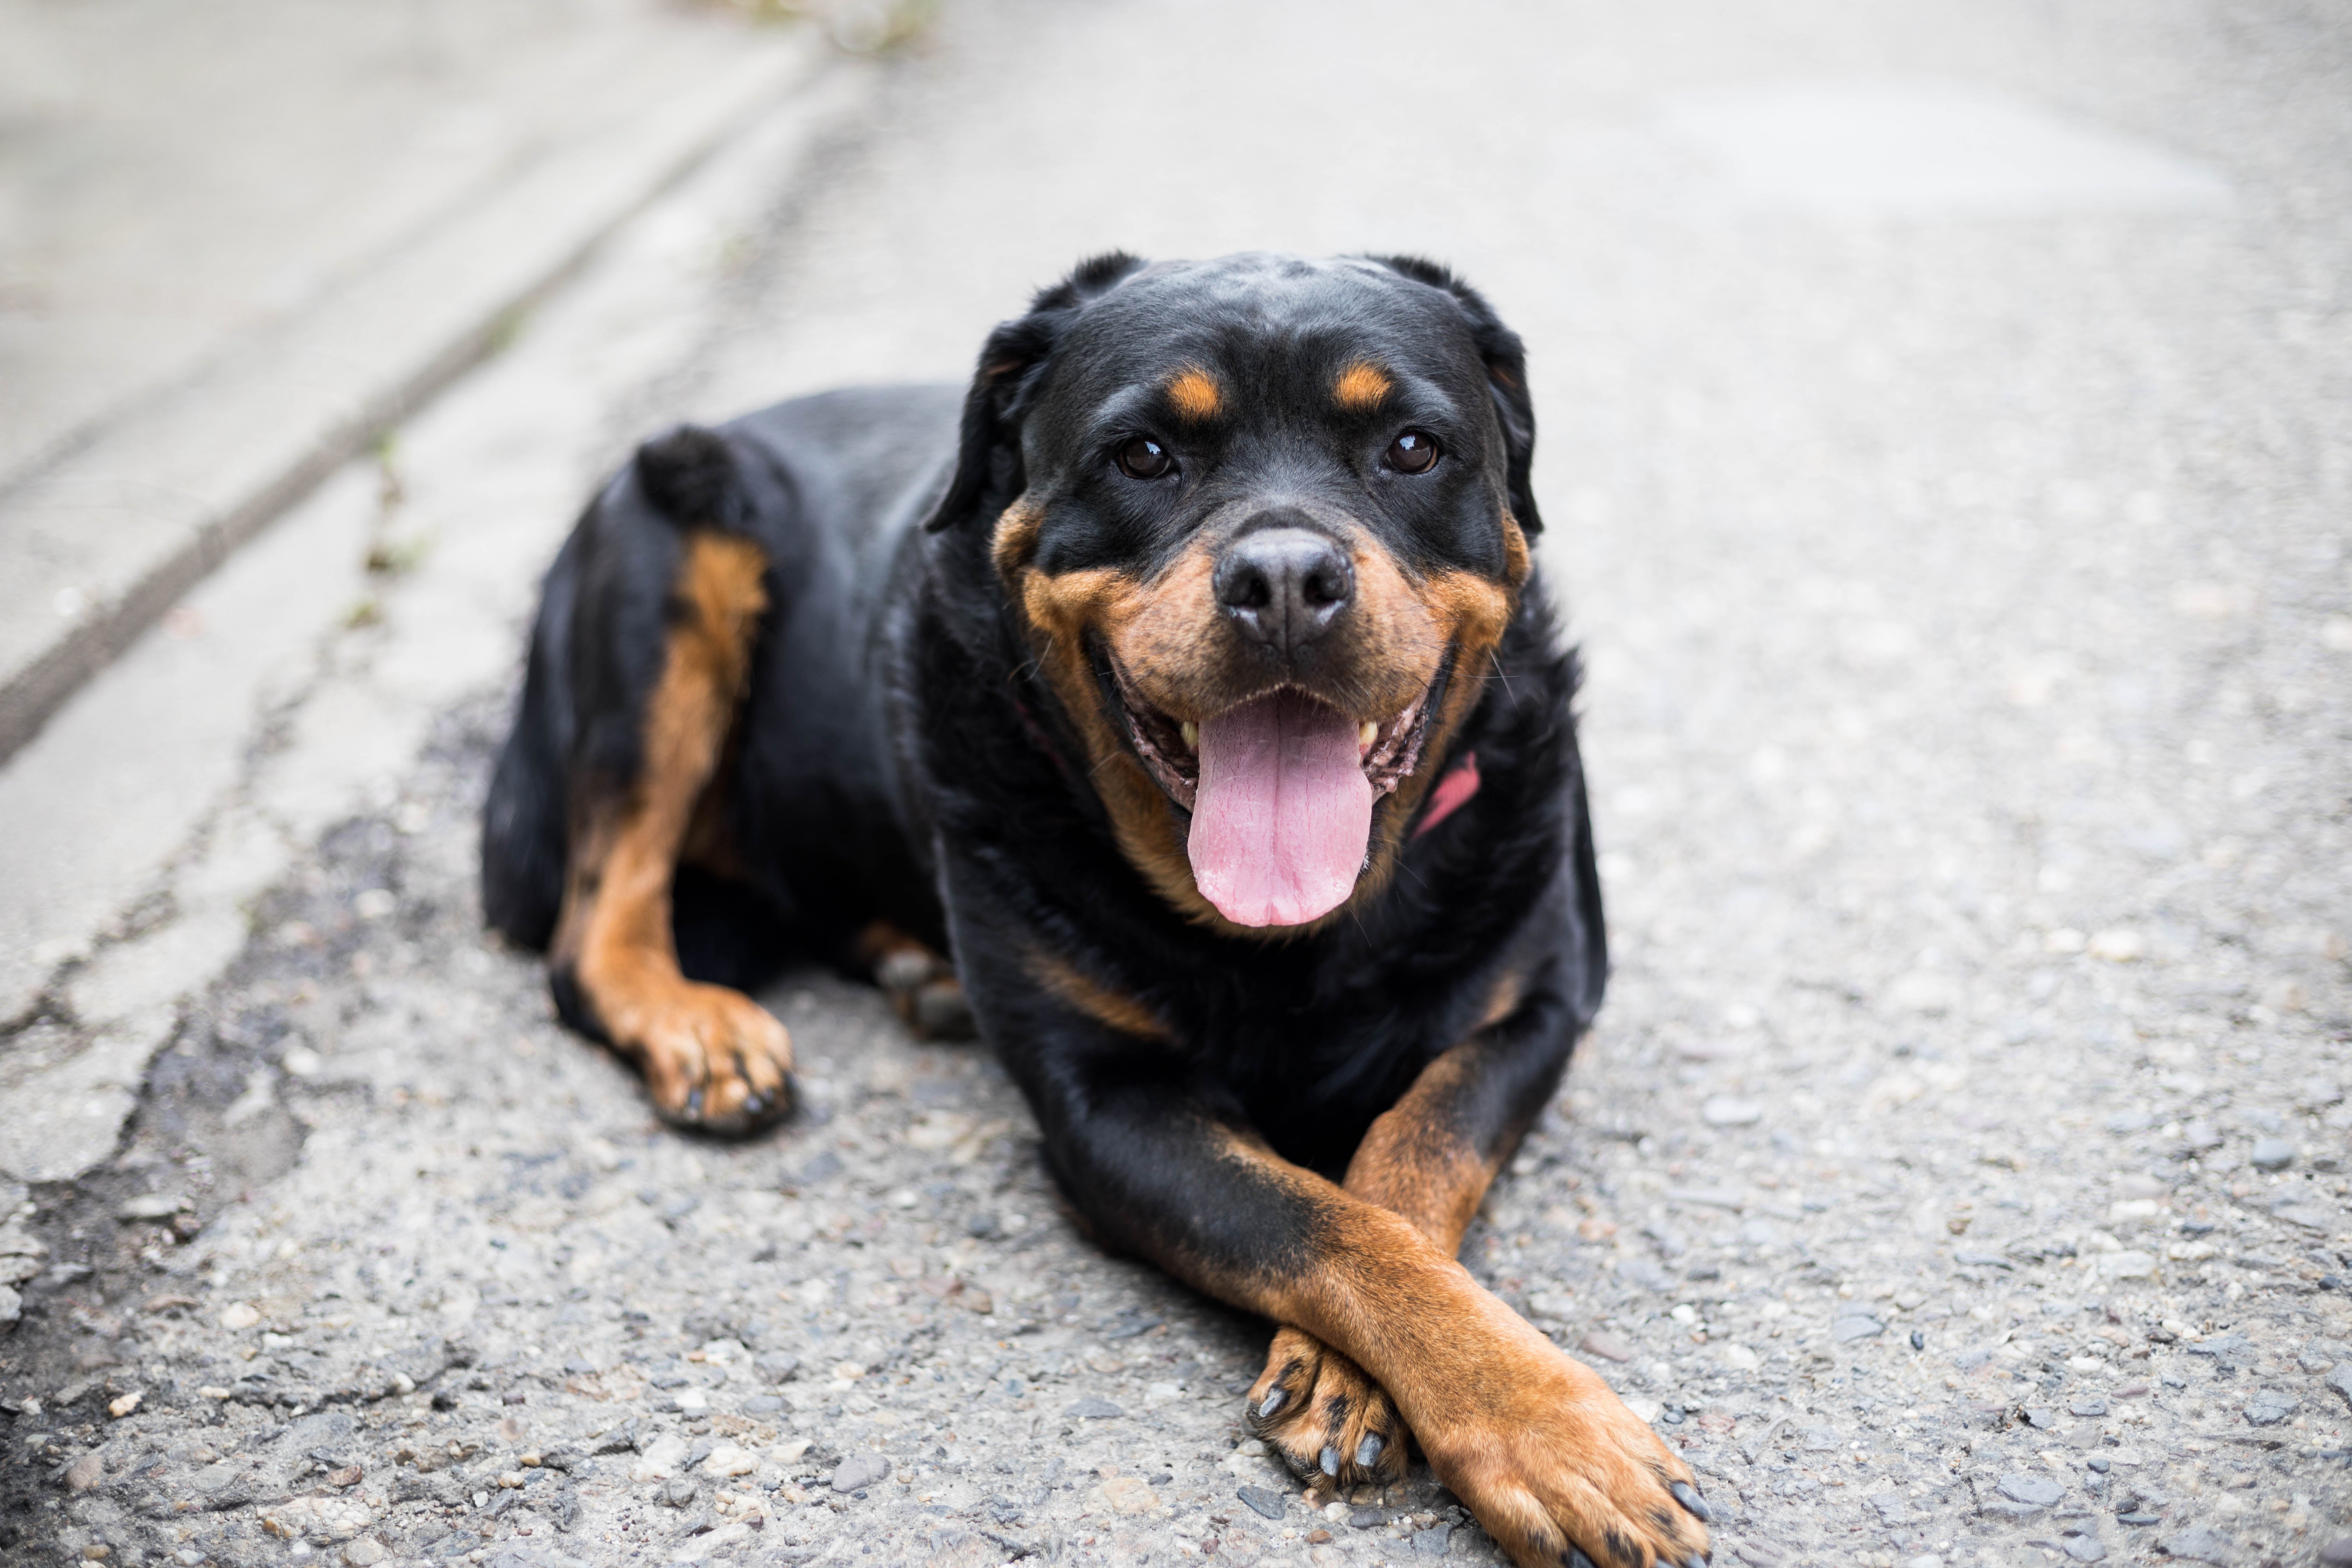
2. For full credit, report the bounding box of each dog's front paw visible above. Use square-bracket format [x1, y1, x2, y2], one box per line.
[1414, 1319, 1712, 1568]
[623, 980, 794, 1135]
[1246, 1326, 1409, 1489]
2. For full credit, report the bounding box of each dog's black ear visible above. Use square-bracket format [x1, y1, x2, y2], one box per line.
[1366, 255, 1541, 537]
[924, 252, 1150, 533]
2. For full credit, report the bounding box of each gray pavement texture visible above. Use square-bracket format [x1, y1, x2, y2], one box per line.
[1, 2, 2350, 1568]
[0, 0, 832, 760]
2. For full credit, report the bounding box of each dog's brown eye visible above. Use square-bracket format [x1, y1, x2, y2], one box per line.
[1117, 437, 1174, 479]
[1386, 431, 1438, 474]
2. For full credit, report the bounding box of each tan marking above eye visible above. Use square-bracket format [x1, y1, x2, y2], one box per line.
[1333, 361, 1393, 412]
[1165, 366, 1222, 421]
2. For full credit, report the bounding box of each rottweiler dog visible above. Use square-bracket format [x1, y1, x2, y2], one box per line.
[481, 252, 1712, 1568]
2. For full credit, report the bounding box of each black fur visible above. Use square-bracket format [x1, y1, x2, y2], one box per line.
[633, 425, 751, 532]
[483, 250, 1604, 1277]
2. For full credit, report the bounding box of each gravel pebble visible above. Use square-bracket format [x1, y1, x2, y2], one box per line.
[2160, 1527, 2236, 1566]
[1996, 1474, 2064, 1508]
[1236, 1484, 1288, 1520]
[2242, 1390, 2296, 1426]
[830, 1453, 890, 1494]
[2248, 1138, 2295, 1172]
[1831, 1312, 1885, 1343]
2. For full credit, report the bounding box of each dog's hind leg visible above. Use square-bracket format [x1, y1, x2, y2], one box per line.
[550, 431, 792, 1134]
[855, 921, 975, 1040]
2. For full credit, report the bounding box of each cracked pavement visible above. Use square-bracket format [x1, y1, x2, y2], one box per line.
[0, 2, 2347, 1566]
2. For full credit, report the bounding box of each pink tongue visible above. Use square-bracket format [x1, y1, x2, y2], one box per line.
[1188, 690, 1373, 928]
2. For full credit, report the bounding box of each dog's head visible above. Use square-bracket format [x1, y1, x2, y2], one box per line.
[929, 252, 1539, 933]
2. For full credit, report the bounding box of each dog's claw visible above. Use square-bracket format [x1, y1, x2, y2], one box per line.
[1258, 1388, 1288, 1420]
[1319, 1445, 1340, 1477]
[1355, 1434, 1383, 1469]
[1566, 1549, 1596, 1568]
[1670, 1481, 1711, 1523]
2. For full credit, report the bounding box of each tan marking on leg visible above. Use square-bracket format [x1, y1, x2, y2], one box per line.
[551, 531, 792, 1132]
[680, 747, 743, 876]
[1340, 1040, 1511, 1251]
[1333, 360, 1394, 412]
[1164, 365, 1222, 421]
[1023, 949, 1168, 1040]
[1198, 1132, 1710, 1568]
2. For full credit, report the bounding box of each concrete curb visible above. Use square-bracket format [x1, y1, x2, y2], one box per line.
[0, 40, 880, 1180]
[0, 26, 832, 765]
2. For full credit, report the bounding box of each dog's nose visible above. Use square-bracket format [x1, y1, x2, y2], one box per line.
[1213, 527, 1353, 655]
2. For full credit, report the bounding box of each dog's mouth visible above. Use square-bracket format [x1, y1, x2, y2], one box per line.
[1107, 657, 1439, 928]
[1110, 663, 1435, 813]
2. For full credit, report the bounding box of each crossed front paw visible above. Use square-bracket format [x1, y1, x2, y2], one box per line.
[1413, 1319, 1713, 1568]
[1245, 1326, 1410, 1489]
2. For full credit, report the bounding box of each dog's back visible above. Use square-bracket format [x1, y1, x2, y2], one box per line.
[481, 384, 963, 976]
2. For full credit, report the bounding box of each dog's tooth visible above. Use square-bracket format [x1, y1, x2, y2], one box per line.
[1358, 720, 1377, 752]
[1180, 721, 1199, 752]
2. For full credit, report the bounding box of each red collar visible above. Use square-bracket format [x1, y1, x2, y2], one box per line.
[1412, 750, 1480, 839]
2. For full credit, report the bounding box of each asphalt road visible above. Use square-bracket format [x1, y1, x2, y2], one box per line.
[2, 2, 2348, 1567]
